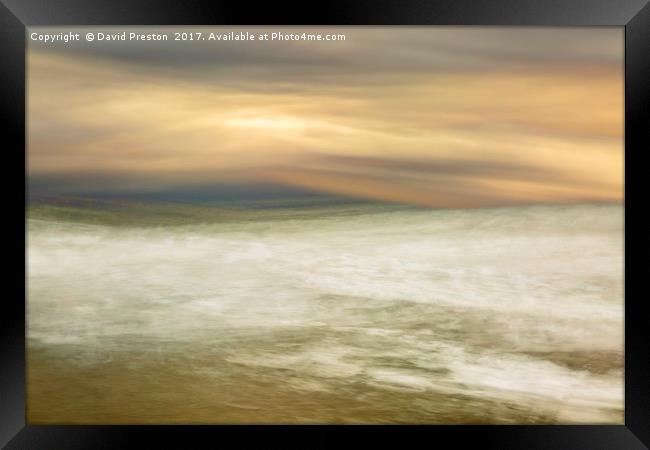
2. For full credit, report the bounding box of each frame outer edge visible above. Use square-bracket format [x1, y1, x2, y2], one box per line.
[624, 1, 650, 447]
[0, 0, 646, 448]
[0, 1, 27, 447]
[0, 0, 648, 25]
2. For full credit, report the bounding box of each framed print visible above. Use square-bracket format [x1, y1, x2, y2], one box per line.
[1, 0, 648, 448]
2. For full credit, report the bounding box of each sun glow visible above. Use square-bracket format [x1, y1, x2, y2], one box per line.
[224, 116, 313, 130]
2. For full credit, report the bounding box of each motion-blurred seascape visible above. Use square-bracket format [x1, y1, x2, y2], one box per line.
[27, 198, 623, 424]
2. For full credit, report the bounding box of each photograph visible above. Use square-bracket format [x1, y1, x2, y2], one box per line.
[26, 26, 624, 424]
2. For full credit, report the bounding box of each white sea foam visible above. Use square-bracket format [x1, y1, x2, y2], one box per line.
[27, 203, 623, 422]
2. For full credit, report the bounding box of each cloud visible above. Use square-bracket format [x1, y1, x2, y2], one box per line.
[259, 153, 620, 208]
[27, 27, 623, 208]
[29, 27, 622, 75]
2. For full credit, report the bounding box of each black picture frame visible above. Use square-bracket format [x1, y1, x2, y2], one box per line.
[1, 0, 647, 448]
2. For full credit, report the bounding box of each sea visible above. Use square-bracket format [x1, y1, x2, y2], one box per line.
[26, 200, 624, 424]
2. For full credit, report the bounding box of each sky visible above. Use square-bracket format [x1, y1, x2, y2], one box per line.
[28, 27, 624, 208]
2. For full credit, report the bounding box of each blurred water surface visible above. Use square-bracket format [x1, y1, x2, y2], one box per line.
[27, 202, 623, 423]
